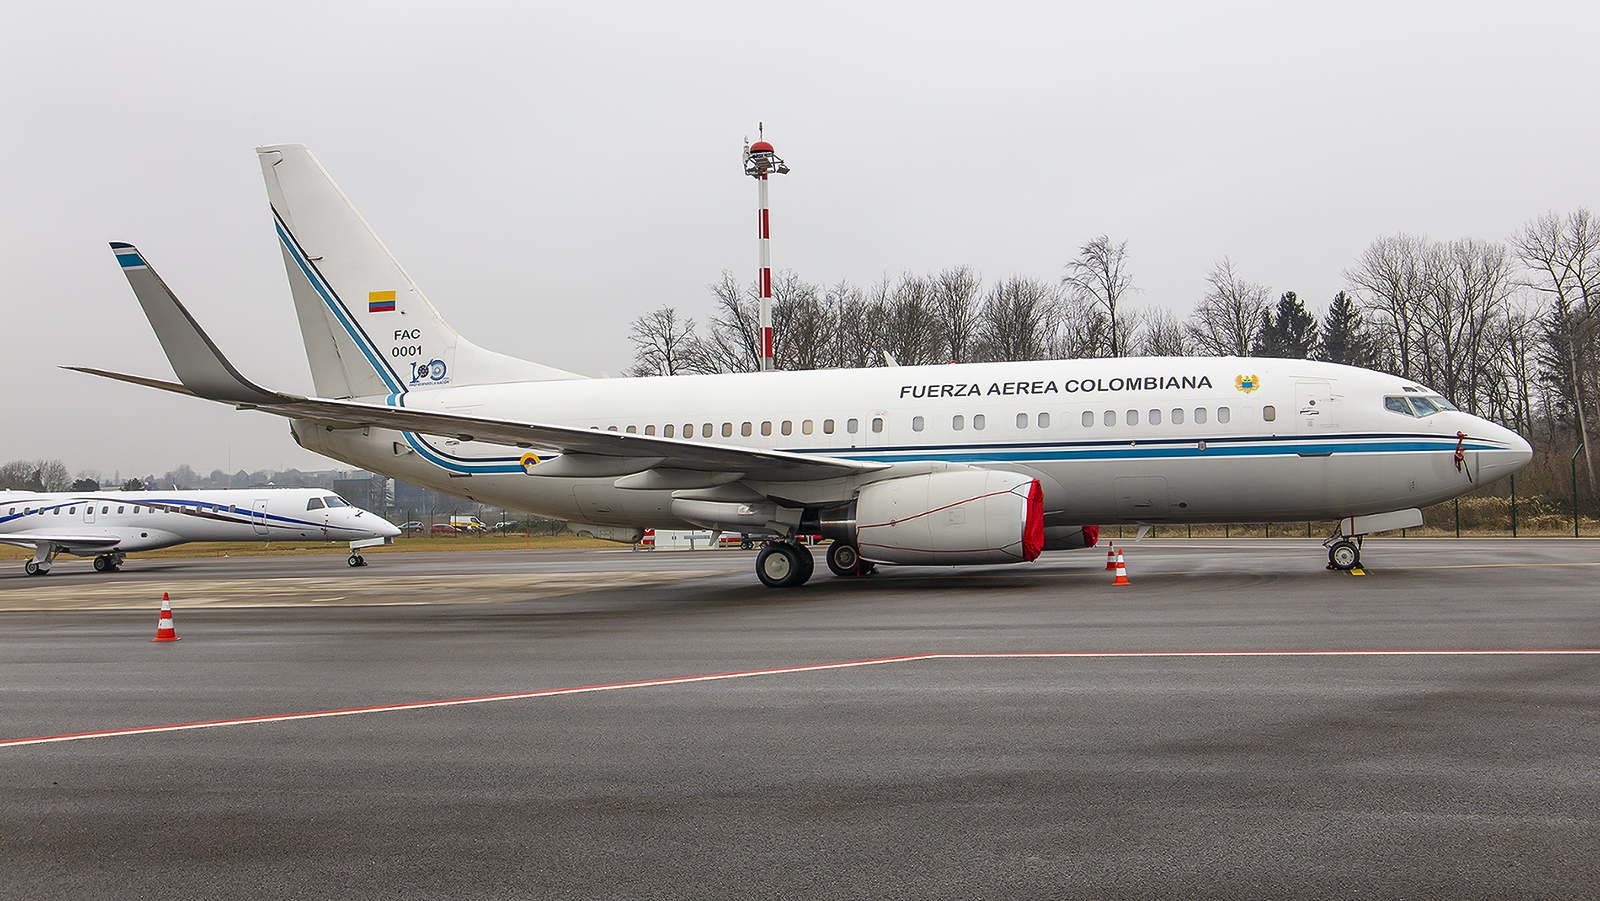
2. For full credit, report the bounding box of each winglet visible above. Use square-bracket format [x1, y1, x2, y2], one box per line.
[108, 242, 278, 404]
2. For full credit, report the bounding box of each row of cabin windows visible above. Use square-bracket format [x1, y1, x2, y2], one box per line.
[6, 504, 259, 516]
[911, 408, 1261, 430]
[595, 407, 1275, 439]
[600, 418, 887, 438]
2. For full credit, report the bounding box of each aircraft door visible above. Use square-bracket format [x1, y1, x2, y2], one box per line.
[1295, 380, 1337, 432]
[252, 499, 270, 535]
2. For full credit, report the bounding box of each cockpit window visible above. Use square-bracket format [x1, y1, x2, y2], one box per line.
[324, 496, 349, 508]
[1429, 395, 1457, 411]
[1385, 396, 1415, 416]
[306, 497, 325, 510]
[1409, 396, 1440, 416]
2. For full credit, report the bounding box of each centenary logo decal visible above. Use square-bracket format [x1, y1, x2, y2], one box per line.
[409, 359, 449, 386]
[520, 452, 541, 474]
[1235, 374, 1260, 393]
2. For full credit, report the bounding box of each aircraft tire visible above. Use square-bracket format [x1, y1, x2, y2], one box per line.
[348, 554, 364, 567]
[826, 541, 871, 578]
[24, 561, 40, 576]
[93, 555, 112, 572]
[1328, 540, 1360, 570]
[795, 542, 815, 583]
[756, 543, 807, 588]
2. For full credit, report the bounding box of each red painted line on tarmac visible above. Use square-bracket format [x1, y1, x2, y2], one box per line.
[4, 649, 1598, 748]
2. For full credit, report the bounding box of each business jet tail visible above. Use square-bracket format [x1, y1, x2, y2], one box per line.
[255, 143, 584, 400]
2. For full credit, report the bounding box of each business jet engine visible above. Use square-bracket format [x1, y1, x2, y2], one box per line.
[818, 470, 1044, 566]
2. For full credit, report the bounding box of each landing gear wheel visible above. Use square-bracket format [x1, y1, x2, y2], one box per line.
[756, 542, 808, 588]
[1328, 539, 1360, 571]
[24, 561, 40, 576]
[348, 554, 365, 567]
[93, 555, 113, 573]
[827, 541, 872, 577]
[794, 543, 815, 583]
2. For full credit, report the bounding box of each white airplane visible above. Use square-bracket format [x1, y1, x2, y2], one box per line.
[73, 143, 1532, 588]
[0, 487, 401, 575]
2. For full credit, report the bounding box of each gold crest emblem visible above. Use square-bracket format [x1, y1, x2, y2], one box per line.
[1236, 374, 1260, 393]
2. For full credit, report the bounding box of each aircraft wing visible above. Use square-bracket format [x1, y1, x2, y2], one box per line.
[75, 243, 887, 483]
[0, 535, 124, 553]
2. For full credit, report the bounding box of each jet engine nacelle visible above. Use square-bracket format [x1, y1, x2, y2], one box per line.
[835, 470, 1044, 566]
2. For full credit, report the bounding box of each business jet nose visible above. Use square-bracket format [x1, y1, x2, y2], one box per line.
[371, 514, 402, 538]
[1474, 420, 1533, 482]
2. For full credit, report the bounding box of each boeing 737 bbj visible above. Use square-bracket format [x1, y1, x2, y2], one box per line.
[72, 144, 1532, 587]
[1, 487, 401, 575]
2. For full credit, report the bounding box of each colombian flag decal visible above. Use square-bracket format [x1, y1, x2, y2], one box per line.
[369, 290, 397, 313]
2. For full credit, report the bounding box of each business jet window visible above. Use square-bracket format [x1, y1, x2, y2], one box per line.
[953, 415, 965, 430]
[1409, 397, 1441, 416]
[1126, 410, 1139, 426]
[607, 426, 618, 432]
[1016, 413, 1028, 429]
[645, 425, 656, 435]
[823, 419, 835, 435]
[1431, 396, 1457, 411]
[1385, 396, 1414, 416]
[782, 420, 793, 436]
[722, 423, 733, 438]
[913, 416, 925, 431]
[68, 507, 75, 514]
[1082, 410, 1094, 427]
[872, 417, 885, 433]
[684, 423, 694, 438]
[1218, 407, 1231, 423]
[1103, 410, 1116, 426]
[802, 420, 814, 435]
[847, 419, 859, 434]
[307, 498, 325, 510]
[663, 424, 674, 437]
[1194, 408, 1208, 424]
[1171, 408, 1185, 424]
[762, 421, 773, 436]
[742, 422, 753, 437]
[54, 509, 60, 515]
[1038, 412, 1050, 428]
[626, 426, 637, 434]
[1149, 409, 1162, 425]
[1263, 405, 1276, 421]
[102, 506, 109, 514]
[327, 497, 349, 507]
[973, 414, 986, 430]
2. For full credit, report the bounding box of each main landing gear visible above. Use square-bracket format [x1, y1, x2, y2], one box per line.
[756, 541, 815, 588]
[825, 541, 874, 578]
[92, 553, 124, 573]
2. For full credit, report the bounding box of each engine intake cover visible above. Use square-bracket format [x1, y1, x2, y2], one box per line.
[855, 470, 1043, 565]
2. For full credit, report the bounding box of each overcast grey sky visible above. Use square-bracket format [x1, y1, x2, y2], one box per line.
[4, 1, 1596, 479]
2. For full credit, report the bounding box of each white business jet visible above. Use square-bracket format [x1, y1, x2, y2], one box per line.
[72, 143, 1531, 588]
[0, 487, 401, 575]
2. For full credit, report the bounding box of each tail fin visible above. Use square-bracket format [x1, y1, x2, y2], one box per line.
[256, 143, 583, 399]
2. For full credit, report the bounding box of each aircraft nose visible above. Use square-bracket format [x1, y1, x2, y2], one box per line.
[1475, 420, 1533, 481]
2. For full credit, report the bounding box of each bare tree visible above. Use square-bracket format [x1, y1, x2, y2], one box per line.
[627, 306, 700, 377]
[772, 272, 834, 371]
[1063, 235, 1136, 357]
[694, 271, 763, 373]
[1186, 258, 1270, 356]
[932, 266, 982, 364]
[35, 459, 71, 492]
[975, 277, 1059, 362]
[1345, 234, 1430, 380]
[877, 274, 944, 366]
[1139, 306, 1190, 356]
[1514, 209, 1600, 485]
[0, 460, 35, 490]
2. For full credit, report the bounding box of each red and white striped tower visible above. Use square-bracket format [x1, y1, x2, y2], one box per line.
[743, 125, 789, 372]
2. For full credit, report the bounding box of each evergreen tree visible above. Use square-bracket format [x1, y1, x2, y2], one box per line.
[1252, 291, 1319, 359]
[1319, 291, 1379, 367]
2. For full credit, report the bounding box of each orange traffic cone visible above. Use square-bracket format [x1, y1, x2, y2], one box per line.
[152, 593, 180, 642]
[1111, 549, 1130, 586]
[1105, 542, 1118, 570]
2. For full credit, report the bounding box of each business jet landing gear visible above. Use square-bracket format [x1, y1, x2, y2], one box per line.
[92, 553, 124, 573]
[826, 541, 875, 578]
[756, 541, 813, 588]
[24, 545, 59, 575]
[1326, 538, 1361, 571]
[347, 553, 368, 567]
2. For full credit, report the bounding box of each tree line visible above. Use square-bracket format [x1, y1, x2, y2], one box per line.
[627, 211, 1600, 501]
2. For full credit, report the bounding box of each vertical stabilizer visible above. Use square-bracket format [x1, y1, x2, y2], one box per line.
[256, 144, 582, 399]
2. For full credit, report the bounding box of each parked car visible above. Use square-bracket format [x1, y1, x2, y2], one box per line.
[493, 520, 521, 532]
[398, 521, 424, 533]
[429, 524, 460, 534]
